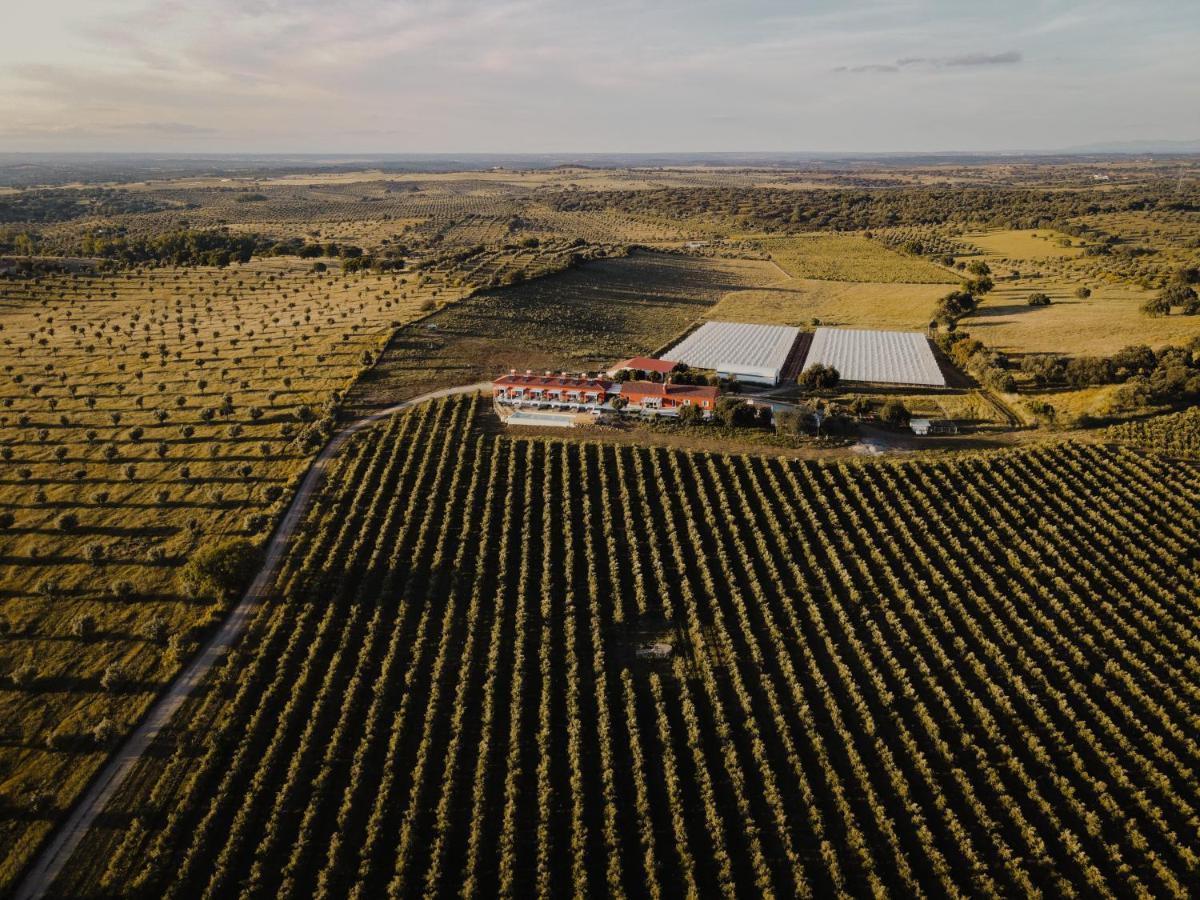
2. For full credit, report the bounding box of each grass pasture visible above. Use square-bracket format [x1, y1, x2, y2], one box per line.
[962, 228, 1086, 261]
[0, 260, 457, 891]
[707, 279, 947, 331]
[963, 277, 1200, 356]
[761, 233, 959, 283]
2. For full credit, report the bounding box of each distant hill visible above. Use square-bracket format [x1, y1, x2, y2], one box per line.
[1055, 138, 1200, 154]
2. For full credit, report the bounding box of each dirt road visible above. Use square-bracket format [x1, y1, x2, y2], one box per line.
[12, 382, 490, 900]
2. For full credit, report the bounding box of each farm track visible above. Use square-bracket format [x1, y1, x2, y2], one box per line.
[974, 388, 1025, 428]
[10, 382, 492, 900]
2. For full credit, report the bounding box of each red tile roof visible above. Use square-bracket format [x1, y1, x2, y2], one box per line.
[610, 356, 678, 374]
[494, 373, 613, 391]
[621, 381, 718, 402]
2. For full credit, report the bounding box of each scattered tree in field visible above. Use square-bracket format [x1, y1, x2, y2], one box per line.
[177, 538, 259, 603]
[92, 718, 118, 747]
[9, 661, 38, 689]
[99, 664, 126, 692]
[142, 617, 169, 644]
[1027, 292, 1051, 306]
[71, 614, 97, 640]
[964, 275, 994, 296]
[1141, 293, 1172, 317]
[108, 580, 136, 602]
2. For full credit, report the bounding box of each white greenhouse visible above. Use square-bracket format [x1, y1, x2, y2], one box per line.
[665, 321, 802, 386]
[804, 328, 945, 387]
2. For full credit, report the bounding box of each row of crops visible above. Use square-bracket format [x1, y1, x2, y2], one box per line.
[58, 393, 1200, 897]
[1106, 406, 1200, 456]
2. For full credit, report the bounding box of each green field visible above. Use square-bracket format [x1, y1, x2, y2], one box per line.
[50, 394, 1200, 897]
[761, 233, 960, 284]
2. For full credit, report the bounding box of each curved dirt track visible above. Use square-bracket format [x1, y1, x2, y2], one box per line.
[13, 382, 491, 900]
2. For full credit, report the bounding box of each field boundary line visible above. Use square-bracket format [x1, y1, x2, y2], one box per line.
[11, 382, 490, 900]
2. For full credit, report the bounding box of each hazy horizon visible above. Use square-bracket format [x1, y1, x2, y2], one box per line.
[3, 0, 1199, 154]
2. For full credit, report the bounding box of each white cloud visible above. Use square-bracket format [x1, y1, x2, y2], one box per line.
[0, 0, 1195, 151]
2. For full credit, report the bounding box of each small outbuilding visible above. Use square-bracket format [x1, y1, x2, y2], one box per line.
[910, 418, 958, 436]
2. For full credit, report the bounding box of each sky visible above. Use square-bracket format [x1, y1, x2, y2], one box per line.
[1, 0, 1198, 153]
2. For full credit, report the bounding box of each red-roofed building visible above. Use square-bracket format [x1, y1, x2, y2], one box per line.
[607, 356, 678, 377]
[492, 368, 719, 425]
[619, 381, 718, 413]
[493, 371, 615, 406]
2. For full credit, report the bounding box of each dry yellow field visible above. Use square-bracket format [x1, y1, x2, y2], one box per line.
[1019, 384, 1128, 423]
[963, 228, 1086, 260]
[964, 277, 1200, 356]
[707, 278, 947, 330]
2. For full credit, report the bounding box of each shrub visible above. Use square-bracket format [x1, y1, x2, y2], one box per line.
[1075, 286, 1092, 299]
[1162, 281, 1199, 313]
[142, 617, 169, 644]
[1027, 292, 1051, 306]
[92, 718, 118, 747]
[108, 580, 136, 602]
[244, 513, 270, 534]
[798, 363, 840, 390]
[1142, 294, 1172, 317]
[100, 664, 126, 692]
[37, 577, 63, 598]
[965, 275, 994, 295]
[879, 400, 911, 427]
[9, 661, 37, 689]
[71, 614, 97, 640]
[23, 785, 54, 815]
[713, 396, 760, 428]
[774, 408, 808, 437]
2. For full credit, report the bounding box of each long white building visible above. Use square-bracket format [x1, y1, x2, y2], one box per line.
[665, 320, 801, 386]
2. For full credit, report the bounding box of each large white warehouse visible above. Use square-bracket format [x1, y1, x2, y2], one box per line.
[805, 327, 945, 387]
[665, 320, 801, 386]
